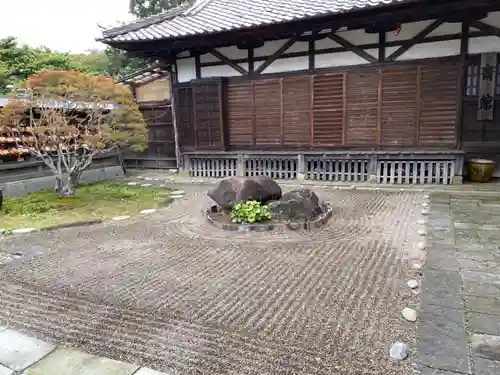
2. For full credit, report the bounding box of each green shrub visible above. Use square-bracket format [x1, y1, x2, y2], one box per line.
[230, 200, 270, 224]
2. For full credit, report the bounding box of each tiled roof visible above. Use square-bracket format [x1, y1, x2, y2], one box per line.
[119, 65, 169, 86]
[101, 0, 411, 43]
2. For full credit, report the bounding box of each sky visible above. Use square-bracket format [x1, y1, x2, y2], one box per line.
[0, 0, 135, 53]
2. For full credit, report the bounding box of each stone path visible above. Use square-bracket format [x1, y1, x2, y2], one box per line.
[418, 193, 500, 374]
[0, 184, 423, 375]
[0, 326, 164, 375]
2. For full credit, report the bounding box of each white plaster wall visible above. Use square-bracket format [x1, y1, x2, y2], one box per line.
[177, 57, 196, 82]
[469, 36, 500, 54]
[174, 11, 500, 82]
[262, 56, 308, 73]
[316, 49, 378, 68]
[393, 40, 461, 61]
[201, 63, 249, 78]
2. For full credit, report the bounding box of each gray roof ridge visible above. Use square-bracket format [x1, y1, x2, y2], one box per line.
[183, 0, 214, 16]
[100, 1, 199, 40]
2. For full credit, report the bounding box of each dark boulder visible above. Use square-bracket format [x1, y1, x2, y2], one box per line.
[268, 188, 323, 220]
[208, 176, 282, 210]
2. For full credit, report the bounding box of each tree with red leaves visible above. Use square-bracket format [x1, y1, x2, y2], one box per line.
[0, 69, 146, 196]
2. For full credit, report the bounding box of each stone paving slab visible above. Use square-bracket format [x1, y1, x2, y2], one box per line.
[465, 295, 500, 316]
[425, 247, 459, 272]
[471, 334, 500, 362]
[473, 357, 500, 375]
[469, 313, 500, 336]
[420, 367, 463, 375]
[27, 347, 140, 375]
[0, 329, 55, 371]
[417, 304, 470, 374]
[421, 269, 463, 310]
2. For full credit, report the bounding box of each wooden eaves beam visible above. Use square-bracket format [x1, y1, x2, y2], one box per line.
[327, 33, 378, 63]
[209, 49, 248, 75]
[386, 20, 444, 61]
[254, 37, 298, 74]
[470, 20, 500, 38]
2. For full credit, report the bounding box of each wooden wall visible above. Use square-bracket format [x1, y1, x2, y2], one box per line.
[461, 53, 500, 175]
[462, 53, 500, 144]
[175, 58, 461, 152]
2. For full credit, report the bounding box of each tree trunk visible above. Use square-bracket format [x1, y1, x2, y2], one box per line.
[54, 175, 63, 193]
[59, 173, 79, 197]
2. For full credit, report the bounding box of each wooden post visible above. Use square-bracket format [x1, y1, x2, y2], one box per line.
[168, 68, 182, 170]
[456, 22, 469, 151]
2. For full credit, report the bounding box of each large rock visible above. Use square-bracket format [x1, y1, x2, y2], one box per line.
[208, 176, 282, 210]
[268, 188, 323, 221]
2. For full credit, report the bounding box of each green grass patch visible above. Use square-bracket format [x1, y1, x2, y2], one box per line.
[0, 182, 171, 229]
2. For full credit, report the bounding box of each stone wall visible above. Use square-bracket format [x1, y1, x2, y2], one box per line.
[0, 153, 125, 197]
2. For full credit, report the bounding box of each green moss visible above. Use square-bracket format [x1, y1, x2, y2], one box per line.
[0, 182, 171, 229]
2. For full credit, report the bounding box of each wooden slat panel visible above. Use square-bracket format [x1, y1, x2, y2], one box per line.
[312, 73, 344, 146]
[346, 68, 378, 145]
[380, 66, 418, 146]
[418, 60, 460, 146]
[193, 82, 223, 149]
[227, 80, 254, 146]
[254, 79, 281, 145]
[176, 87, 195, 148]
[140, 102, 175, 158]
[283, 76, 310, 145]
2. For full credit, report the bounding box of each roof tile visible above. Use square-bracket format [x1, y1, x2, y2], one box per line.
[101, 0, 411, 42]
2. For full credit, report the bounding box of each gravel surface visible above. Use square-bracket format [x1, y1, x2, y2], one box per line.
[0, 185, 422, 375]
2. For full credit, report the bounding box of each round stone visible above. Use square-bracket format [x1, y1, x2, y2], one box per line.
[412, 289, 420, 295]
[422, 202, 429, 207]
[407, 279, 419, 289]
[170, 195, 184, 199]
[411, 263, 422, 271]
[127, 182, 138, 186]
[112, 215, 130, 221]
[402, 308, 417, 322]
[421, 209, 429, 215]
[418, 241, 426, 250]
[171, 190, 185, 195]
[140, 183, 152, 187]
[390, 342, 409, 360]
[140, 209, 156, 214]
[154, 178, 161, 181]
[417, 219, 426, 225]
[12, 228, 36, 234]
[145, 177, 152, 181]
[137, 176, 144, 180]
[400, 188, 405, 191]
[423, 194, 430, 199]
[417, 229, 426, 236]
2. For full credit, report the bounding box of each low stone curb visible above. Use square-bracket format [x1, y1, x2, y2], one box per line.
[39, 219, 104, 232]
[205, 203, 333, 232]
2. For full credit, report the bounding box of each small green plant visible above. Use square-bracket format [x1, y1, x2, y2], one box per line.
[230, 200, 270, 224]
[1, 228, 13, 236]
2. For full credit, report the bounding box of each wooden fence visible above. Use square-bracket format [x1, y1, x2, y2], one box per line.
[123, 100, 177, 169]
